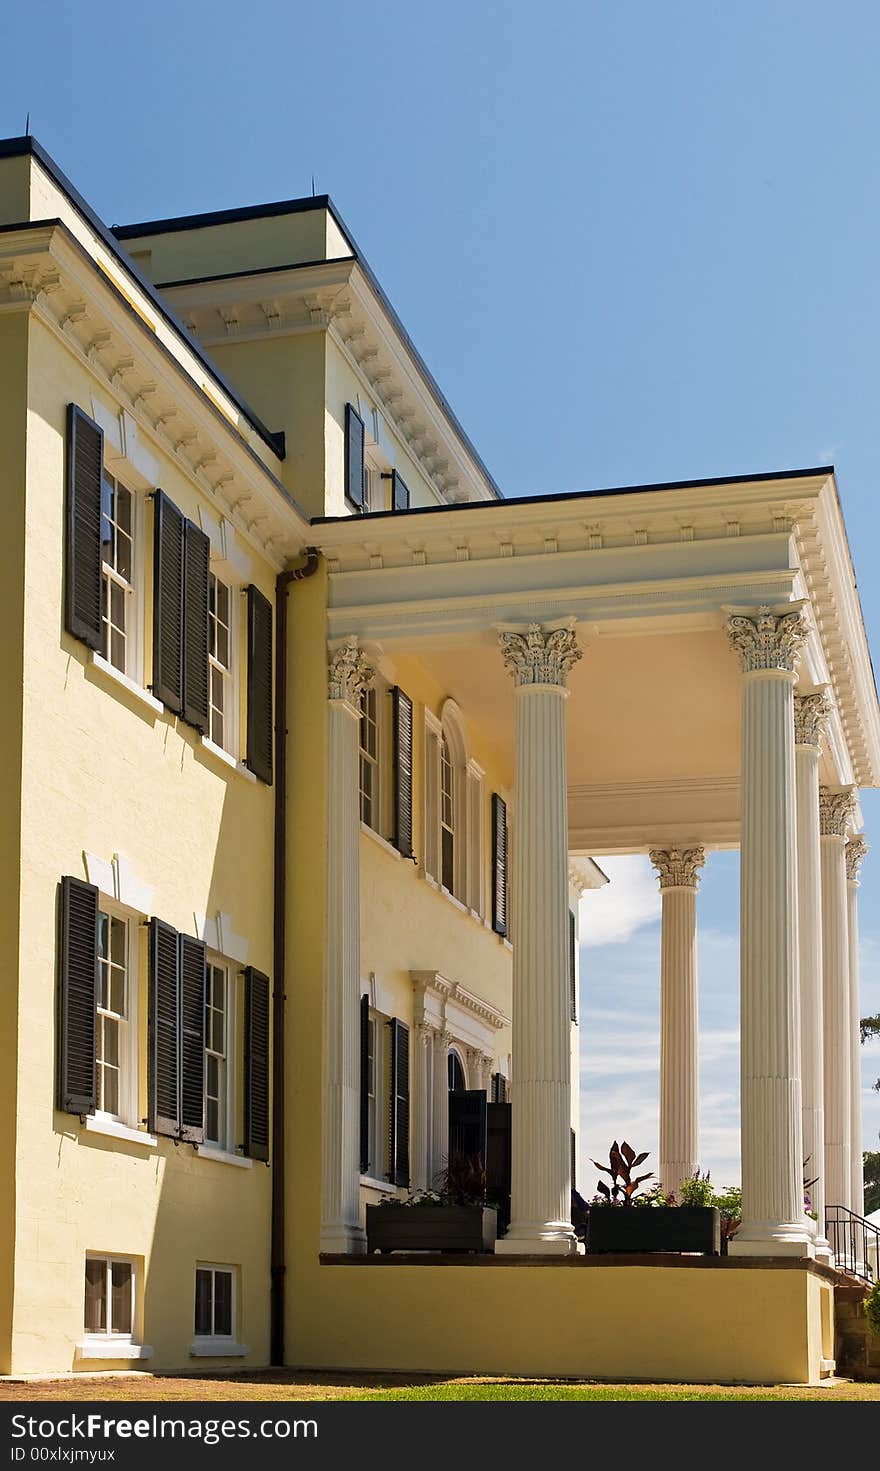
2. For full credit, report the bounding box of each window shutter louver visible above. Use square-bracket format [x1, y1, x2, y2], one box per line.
[64, 405, 105, 651]
[359, 995, 371, 1174]
[388, 1018, 410, 1187]
[178, 934, 206, 1143]
[149, 918, 180, 1137]
[344, 403, 365, 511]
[245, 584, 273, 784]
[181, 521, 210, 732]
[491, 794, 509, 938]
[152, 491, 185, 713]
[391, 687, 414, 859]
[244, 967, 270, 1161]
[569, 909, 577, 1022]
[491, 1072, 508, 1105]
[57, 876, 99, 1114]
[391, 470, 410, 511]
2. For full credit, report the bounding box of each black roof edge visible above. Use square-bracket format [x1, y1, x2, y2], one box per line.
[310, 464, 836, 524]
[112, 194, 333, 239]
[111, 186, 503, 502]
[0, 136, 286, 461]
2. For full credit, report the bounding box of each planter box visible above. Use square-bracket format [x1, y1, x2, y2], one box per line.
[366, 1204, 497, 1254]
[588, 1205, 720, 1256]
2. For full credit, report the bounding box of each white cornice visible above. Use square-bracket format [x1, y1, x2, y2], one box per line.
[0, 226, 309, 566]
[410, 971, 509, 1030]
[161, 257, 499, 507]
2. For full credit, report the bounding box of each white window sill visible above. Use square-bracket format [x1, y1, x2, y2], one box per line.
[89, 653, 164, 714]
[422, 871, 490, 930]
[76, 1340, 154, 1361]
[360, 822, 402, 860]
[360, 1174, 398, 1194]
[194, 1145, 254, 1169]
[85, 1116, 158, 1148]
[200, 737, 257, 783]
[189, 1339, 249, 1358]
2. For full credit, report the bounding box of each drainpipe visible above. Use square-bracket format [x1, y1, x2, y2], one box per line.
[271, 547, 319, 1367]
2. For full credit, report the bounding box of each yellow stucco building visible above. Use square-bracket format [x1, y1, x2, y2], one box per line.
[0, 135, 876, 1386]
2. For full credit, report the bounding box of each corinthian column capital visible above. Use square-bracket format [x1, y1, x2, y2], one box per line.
[793, 689, 832, 748]
[724, 603, 810, 675]
[649, 847, 706, 890]
[328, 637, 374, 709]
[497, 619, 582, 688]
[819, 786, 857, 840]
[845, 833, 868, 885]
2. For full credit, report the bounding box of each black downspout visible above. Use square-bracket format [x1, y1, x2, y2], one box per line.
[271, 548, 319, 1367]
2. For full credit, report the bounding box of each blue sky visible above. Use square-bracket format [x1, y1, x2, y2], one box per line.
[4, 1, 879, 1191]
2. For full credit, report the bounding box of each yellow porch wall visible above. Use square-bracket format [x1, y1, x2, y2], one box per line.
[0, 313, 28, 1373]
[12, 316, 275, 1374]
[295, 1263, 832, 1386]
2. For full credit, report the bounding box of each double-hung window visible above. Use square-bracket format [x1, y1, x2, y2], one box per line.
[194, 1265, 234, 1340]
[84, 1256, 134, 1340]
[100, 473, 134, 674]
[96, 909, 128, 1119]
[205, 963, 229, 1148]
[440, 733, 455, 893]
[359, 686, 380, 829]
[208, 574, 232, 750]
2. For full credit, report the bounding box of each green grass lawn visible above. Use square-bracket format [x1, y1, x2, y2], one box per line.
[1, 1374, 879, 1402]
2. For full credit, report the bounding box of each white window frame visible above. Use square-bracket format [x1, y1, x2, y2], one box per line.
[208, 571, 237, 755]
[466, 759, 486, 919]
[82, 1253, 137, 1346]
[193, 1263, 237, 1344]
[359, 675, 392, 840]
[204, 956, 238, 1151]
[424, 700, 471, 905]
[99, 471, 146, 685]
[94, 899, 139, 1129]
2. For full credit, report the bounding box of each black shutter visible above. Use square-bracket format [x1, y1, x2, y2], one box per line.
[178, 935, 206, 1143]
[64, 405, 104, 651]
[152, 491, 185, 712]
[391, 687, 414, 858]
[388, 1018, 410, 1187]
[491, 1072, 508, 1105]
[360, 995, 371, 1174]
[344, 403, 365, 511]
[569, 909, 577, 1022]
[57, 876, 99, 1114]
[149, 918, 180, 1137]
[244, 967, 270, 1161]
[492, 794, 509, 938]
[245, 584, 273, 784]
[182, 521, 210, 732]
[391, 470, 410, 511]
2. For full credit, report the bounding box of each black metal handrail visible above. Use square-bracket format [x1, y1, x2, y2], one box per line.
[825, 1205, 879, 1281]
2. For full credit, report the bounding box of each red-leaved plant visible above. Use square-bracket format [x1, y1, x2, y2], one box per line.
[591, 1140, 653, 1205]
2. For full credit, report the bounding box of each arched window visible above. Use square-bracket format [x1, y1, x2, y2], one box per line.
[440, 731, 455, 892]
[447, 1048, 467, 1092]
[423, 699, 485, 915]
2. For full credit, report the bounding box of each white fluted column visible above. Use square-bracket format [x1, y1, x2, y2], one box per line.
[411, 1023, 432, 1190]
[726, 605, 812, 1257]
[650, 847, 705, 1196]
[321, 638, 374, 1254]
[430, 1027, 450, 1187]
[794, 691, 832, 1255]
[495, 620, 582, 1255]
[846, 834, 868, 1219]
[820, 787, 856, 1218]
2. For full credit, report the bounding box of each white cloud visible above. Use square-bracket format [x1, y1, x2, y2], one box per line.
[579, 854, 660, 947]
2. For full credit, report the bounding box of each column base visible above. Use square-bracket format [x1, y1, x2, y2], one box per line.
[496, 1226, 582, 1257]
[320, 1224, 367, 1256]
[729, 1220, 816, 1259]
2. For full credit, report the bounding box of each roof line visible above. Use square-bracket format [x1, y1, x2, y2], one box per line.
[0, 136, 286, 461]
[311, 464, 835, 524]
[154, 256, 354, 290]
[111, 188, 503, 501]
